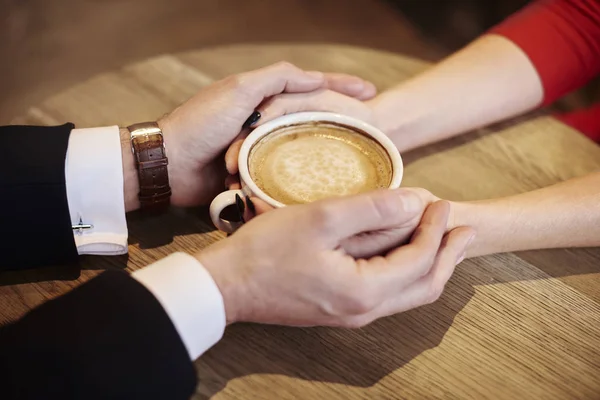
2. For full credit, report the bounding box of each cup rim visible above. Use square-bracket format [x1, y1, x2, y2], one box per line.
[238, 111, 404, 208]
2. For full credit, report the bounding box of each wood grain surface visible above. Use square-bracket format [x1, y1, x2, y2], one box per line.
[4, 44, 600, 399]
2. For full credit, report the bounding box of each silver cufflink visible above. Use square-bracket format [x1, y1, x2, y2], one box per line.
[72, 217, 93, 235]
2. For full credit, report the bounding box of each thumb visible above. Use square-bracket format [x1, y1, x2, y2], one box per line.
[242, 196, 275, 222]
[309, 189, 424, 245]
[225, 129, 250, 175]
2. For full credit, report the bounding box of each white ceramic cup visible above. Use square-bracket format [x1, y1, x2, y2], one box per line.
[209, 112, 404, 233]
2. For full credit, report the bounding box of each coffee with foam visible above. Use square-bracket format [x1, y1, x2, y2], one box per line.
[248, 122, 393, 205]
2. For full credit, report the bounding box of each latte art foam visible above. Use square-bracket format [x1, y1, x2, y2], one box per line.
[248, 122, 393, 205]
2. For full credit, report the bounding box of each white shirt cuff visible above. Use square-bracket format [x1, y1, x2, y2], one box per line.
[65, 126, 128, 255]
[132, 252, 226, 360]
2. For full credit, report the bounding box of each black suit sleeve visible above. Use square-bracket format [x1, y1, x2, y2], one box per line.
[1, 124, 79, 270]
[0, 270, 197, 399]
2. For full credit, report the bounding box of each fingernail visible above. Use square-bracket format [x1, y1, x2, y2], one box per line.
[398, 190, 421, 214]
[245, 195, 256, 214]
[456, 252, 466, 265]
[306, 71, 324, 80]
[235, 194, 245, 223]
[242, 111, 261, 128]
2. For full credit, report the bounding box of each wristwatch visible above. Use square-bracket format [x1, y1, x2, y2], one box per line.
[127, 121, 171, 214]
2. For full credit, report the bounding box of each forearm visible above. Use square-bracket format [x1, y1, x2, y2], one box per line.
[450, 172, 600, 257]
[370, 35, 543, 151]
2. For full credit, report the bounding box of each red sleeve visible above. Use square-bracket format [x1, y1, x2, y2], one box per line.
[489, 0, 600, 106]
[555, 103, 600, 141]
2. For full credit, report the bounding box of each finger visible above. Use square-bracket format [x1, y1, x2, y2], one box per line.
[238, 62, 327, 103]
[256, 90, 373, 126]
[342, 188, 437, 257]
[225, 129, 250, 175]
[225, 141, 242, 175]
[341, 222, 419, 259]
[225, 174, 241, 190]
[252, 197, 273, 214]
[364, 227, 475, 319]
[374, 201, 451, 286]
[320, 72, 378, 100]
[400, 187, 440, 206]
[305, 189, 423, 246]
[242, 196, 275, 222]
[225, 74, 374, 173]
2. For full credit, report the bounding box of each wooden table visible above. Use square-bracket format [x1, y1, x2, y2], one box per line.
[5, 44, 600, 399]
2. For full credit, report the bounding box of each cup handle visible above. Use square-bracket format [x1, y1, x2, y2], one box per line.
[209, 189, 245, 233]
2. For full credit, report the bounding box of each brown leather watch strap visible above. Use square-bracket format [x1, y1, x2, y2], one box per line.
[128, 122, 171, 214]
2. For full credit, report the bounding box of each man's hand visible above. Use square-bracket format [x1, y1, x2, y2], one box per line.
[197, 189, 475, 328]
[132, 62, 376, 208]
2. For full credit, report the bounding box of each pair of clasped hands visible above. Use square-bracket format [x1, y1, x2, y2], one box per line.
[158, 62, 475, 328]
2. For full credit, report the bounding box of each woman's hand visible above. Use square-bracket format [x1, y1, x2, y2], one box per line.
[154, 62, 377, 207]
[224, 89, 379, 177]
[234, 187, 444, 254]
